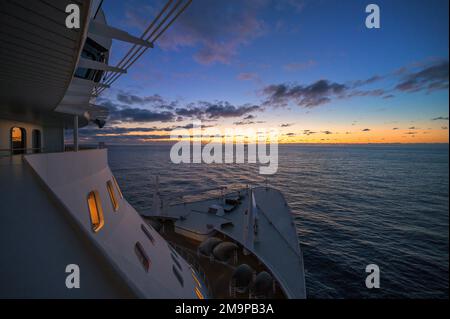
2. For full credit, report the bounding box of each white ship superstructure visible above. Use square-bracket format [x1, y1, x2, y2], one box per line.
[0, 0, 306, 299]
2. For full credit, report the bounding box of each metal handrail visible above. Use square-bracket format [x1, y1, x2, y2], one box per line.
[169, 242, 212, 297]
[0, 148, 44, 157]
[0, 144, 106, 157]
[160, 186, 227, 200]
[0, 148, 42, 151]
[160, 186, 242, 209]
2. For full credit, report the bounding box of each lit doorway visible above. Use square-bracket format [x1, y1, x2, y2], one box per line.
[11, 127, 26, 155]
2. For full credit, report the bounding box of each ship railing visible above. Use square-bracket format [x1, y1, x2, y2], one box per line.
[0, 147, 44, 157]
[64, 143, 106, 152]
[168, 241, 212, 298]
[0, 143, 107, 157]
[157, 186, 251, 211]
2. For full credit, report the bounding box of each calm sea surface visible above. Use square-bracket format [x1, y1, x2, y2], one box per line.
[108, 144, 449, 298]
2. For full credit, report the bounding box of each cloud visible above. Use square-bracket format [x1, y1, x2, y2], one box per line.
[395, 60, 449, 93]
[234, 121, 255, 126]
[262, 80, 348, 108]
[174, 106, 203, 118]
[98, 98, 176, 123]
[99, 92, 262, 123]
[77, 126, 161, 137]
[75, 123, 218, 143]
[116, 92, 177, 109]
[362, 128, 371, 132]
[322, 130, 333, 135]
[283, 60, 316, 72]
[392, 127, 399, 130]
[260, 59, 449, 109]
[237, 72, 259, 81]
[175, 101, 261, 119]
[155, 0, 267, 65]
[352, 75, 384, 88]
[68, 125, 171, 144]
[201, 102, 260, 119]
[432, 116, 449, 121]
[280, 123, 293, 127]
[117, 93, 162, 105]
[234, 121, 253, 125]
[110, 107, 175, 123]
[303, 130, 316, 135]
[233, 119, 265, 125]
[176, 123, 215, 130]
[347, 89, 386, 98]
[349, 60, 449, 99]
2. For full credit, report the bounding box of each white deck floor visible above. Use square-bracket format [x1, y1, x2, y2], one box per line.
[154, 187, 307, 299]
[0, 155, 135, 298]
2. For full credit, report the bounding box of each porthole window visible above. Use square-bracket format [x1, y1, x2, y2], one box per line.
[112, 176, 123, 199]
[168, 244, 179, 258]
[141, 224, 155, 245]
[135, 242, 150, 272]
[171, 253, 182, 271]
[173, 265, 184, 287]
[106, 180, 119, 211]
[87, 191, 104, 232]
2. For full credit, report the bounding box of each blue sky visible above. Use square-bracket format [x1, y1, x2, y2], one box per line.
[88, 0, 449, 143]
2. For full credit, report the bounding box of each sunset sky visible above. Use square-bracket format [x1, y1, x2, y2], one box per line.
[83, 0, 449, 144]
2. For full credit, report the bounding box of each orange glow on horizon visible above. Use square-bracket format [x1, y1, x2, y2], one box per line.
[96, 127, 449, 144]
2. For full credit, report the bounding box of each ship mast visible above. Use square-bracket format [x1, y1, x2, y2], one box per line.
[94, 0, 193, 96]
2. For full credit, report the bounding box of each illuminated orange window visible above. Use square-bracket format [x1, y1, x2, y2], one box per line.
[11, 127, 22, 142]
[87, 191, 104, 232]
[112, 176, 123, 199]
[135, 242, 150, 272]
[106, 180, 119, 211]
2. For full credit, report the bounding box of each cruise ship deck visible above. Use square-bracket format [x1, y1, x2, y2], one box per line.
[145, 187, 307, 299]
[0, 154, 135, 298]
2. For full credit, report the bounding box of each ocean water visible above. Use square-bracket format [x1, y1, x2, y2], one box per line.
[108, 144, 449, 299]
